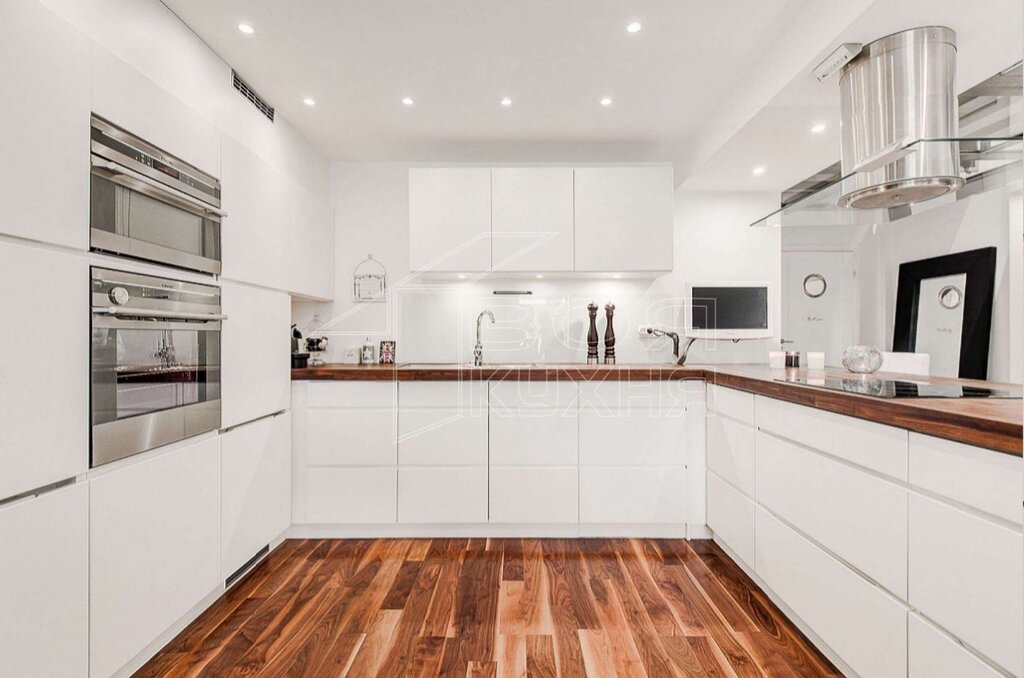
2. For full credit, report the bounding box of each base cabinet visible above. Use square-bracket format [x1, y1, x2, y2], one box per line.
[908, 613, 1005, 678]
[0, 483, 88, 678]
[89, 438, 221, 677]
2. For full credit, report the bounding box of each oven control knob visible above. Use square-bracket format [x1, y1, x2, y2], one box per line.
[108, 286, 130, 306]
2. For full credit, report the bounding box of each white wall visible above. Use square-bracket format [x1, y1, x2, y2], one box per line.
[293, 163, 781, 365]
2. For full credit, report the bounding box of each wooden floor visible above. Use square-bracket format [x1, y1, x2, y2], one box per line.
[136, 538, 841, 677]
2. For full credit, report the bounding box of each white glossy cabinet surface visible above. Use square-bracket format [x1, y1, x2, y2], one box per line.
[491, 167, 574, 272]
[398, 467, 488, 523]
[490, 467, 578, 523]
[90, 437, 221, 678]
[908, 613, 1004, 678]
[221, 281, 291, 428]
[0, 242, 87, 500]
[706, 413, 755, 497]
[409, 168, 491, 272]
[707, 384, 755, 425]
[0, 483, 88, 678]
[289, 179, 335, 300]
[579, 466, 686, 524]
[221, 413, 291, 579]
[306, 468, 397, 524]
[220, 136, 291, 290]
[706, 471, 754, 566]
[0, 0, 89, 249]
[573, 166, 674, 272]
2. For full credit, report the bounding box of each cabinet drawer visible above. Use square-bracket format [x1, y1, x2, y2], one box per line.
[909, 433, 1023, 524]
[707, 384, 754, 425]
[398, 467, 488, 523]
[490, 468, 578, 523]
[305, 468, 396, 523]
[755, 508, 907, 678]
[307, 409, 396, 466]
[400, 381, 487, 409]
[756, 396, 908, 480]
[908, 493, 1023, 675]
[707, 414, 755, 497]
[490, 381, 578, 409]
[489, 410, 578, 466]
[909, 612, 1004, 678]
[757, 432, 908, 598]
[398, 409, 487, 466]
[579, 410, 685, 466]
[579, 467, 686, 523]
[707, 471, 754, 567]
[580, 380, 690, 411]
[308, 381, 396, 408]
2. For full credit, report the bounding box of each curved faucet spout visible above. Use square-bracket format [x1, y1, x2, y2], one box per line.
[474, 310, 495, 366]
[647, 327, 696, 365]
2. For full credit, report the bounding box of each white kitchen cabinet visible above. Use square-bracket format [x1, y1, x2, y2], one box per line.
[220, 135, 291, 290]
[490, 467, 578, 523]
[491, 168, 574, 272]
[307, 408, 397, 466]
[306, 468, 397, 524]
[0, 0, 89, 249]
[409, 168, 491, 272]
[90, 437, 221, 678]
[221, 412, 291, 580]
[706, 384, 755, 425]
[706, 471, 755, 567]
[398, 467, 489, 523]
[579, 466, 687, 524]
[289, 179, 335, 300]
[908, 493, 1023, 676]
[755, 507, 907, 678]
[706, 412, 756, 497]
[573, 166, 674, 272]
[0, 242, 88, 501]
[0, 482, 88, 678]
[908, 613, 1004, 678]
[221, 280, 291, 428]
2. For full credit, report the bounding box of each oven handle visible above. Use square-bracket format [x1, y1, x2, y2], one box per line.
[92, 306, 228, 322]
[91, 158, 228, 218]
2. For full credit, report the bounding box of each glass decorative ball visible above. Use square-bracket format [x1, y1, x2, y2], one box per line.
[841, 345, 883, 374]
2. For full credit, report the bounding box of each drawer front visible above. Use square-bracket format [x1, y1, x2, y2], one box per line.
[756, 396, 908, 480]
[398, 467, 488, 523]
[580, 381, 690, 412]
[706, 414, 755, 497]
[909, 433, 1023, 525]
[579, 410, 686, 466]
[308, 381, 396, 408]
[579, 467, 686, 523]
[398, 409, 487, 466]
[757, 432, 908, 598]
[755, 508, 907, 678]
[490, 381, 578, 409]
[707, 471, 755, 567]
[908, 612, 1004, 678]
[305, 468, 396, 523]
[908, 493, 1023, 675]
[307, 409, 396, 466]
[489, 468, 578, 523]
[489, 411, 578, 466]
[400, 381, 487, 409]
[708, 384, 755, 425]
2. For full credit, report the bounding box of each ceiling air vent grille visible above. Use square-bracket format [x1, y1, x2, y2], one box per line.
[232, 70, 274, 122]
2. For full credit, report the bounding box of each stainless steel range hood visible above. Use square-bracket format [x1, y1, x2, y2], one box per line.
[838, 26, 963, 209]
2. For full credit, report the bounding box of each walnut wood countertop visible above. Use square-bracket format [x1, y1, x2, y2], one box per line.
[292, 363, 1023, 456]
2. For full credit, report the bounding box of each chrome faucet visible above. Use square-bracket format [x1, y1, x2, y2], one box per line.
[474, 310, 495, 366]
[647, 328, 697, 366]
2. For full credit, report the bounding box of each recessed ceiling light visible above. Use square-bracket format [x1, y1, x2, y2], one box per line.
[535, 273, 544, 279]
[811, 122, 827, 134]
[237, 23, 254, 34]
[626, 22, 642, 33]
[457, 273, 467, 280]
[600, 97, 613, 107]
[612, 273, 622, 279]
[501, 97, 512, 107]
[302, 97, 316, 107]
[752, 165, 766, 176]
[402, 97, 414, 106]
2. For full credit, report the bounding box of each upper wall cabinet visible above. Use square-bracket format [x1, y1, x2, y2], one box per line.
[409, 168, 491, 272]
[573, 166, 674, 272]
[220, 136, 291, 290]
[289, 180, 335, 300]
[0, 0, 89, 250]
[492, 168, 574, 272]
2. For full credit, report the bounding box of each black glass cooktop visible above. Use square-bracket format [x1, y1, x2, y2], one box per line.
[777, 377, 1023, 399]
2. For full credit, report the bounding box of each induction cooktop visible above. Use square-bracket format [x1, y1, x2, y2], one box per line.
[776, 377, 1023, 399]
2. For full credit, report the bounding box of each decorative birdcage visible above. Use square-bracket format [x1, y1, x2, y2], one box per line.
[352, 254, 387, 302]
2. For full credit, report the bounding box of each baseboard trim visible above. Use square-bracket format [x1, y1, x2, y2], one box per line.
[289, 522, 693, 539]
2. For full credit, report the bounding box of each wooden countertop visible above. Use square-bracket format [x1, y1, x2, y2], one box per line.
[292, 363, 1023, 456]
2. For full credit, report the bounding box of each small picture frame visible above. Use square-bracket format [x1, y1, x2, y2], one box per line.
[379, 340, 396, 364]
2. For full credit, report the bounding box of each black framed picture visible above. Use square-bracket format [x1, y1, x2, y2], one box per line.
[892, 247, 996, 380]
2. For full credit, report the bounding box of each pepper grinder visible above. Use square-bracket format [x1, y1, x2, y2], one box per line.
[586, 303, 599, 365]
[604, 302, 616, 365]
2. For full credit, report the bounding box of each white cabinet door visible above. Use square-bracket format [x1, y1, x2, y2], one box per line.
[220, 135, 290, 290]
[0, 0, 89, 249]
[579, 467, 687, 524]
[398, 467, 488, 523]
[706, 414, 755, 497]
[221, 281, 290, 428]
[573, 166, 674, 272]
[0, 242, 88, 500]
[0, 483, 88, 678]
[491, 168, 574, 272]
[90, 437, 221, 678]
[289, 180, 335, 300]
[409, 168, 491, 272]
[908, 493, 1023, 675]
[706, 384, 755, 425]
[305, 468, 397, 524]
[707, 471, 755, 567]
[579, 409, 686, 466]
[490, 468, 578, 523]
[221, 413, 290, 579]
[908, 613, 1004, 678]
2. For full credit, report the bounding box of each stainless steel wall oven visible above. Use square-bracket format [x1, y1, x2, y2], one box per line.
[90, 267, 224, 466]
